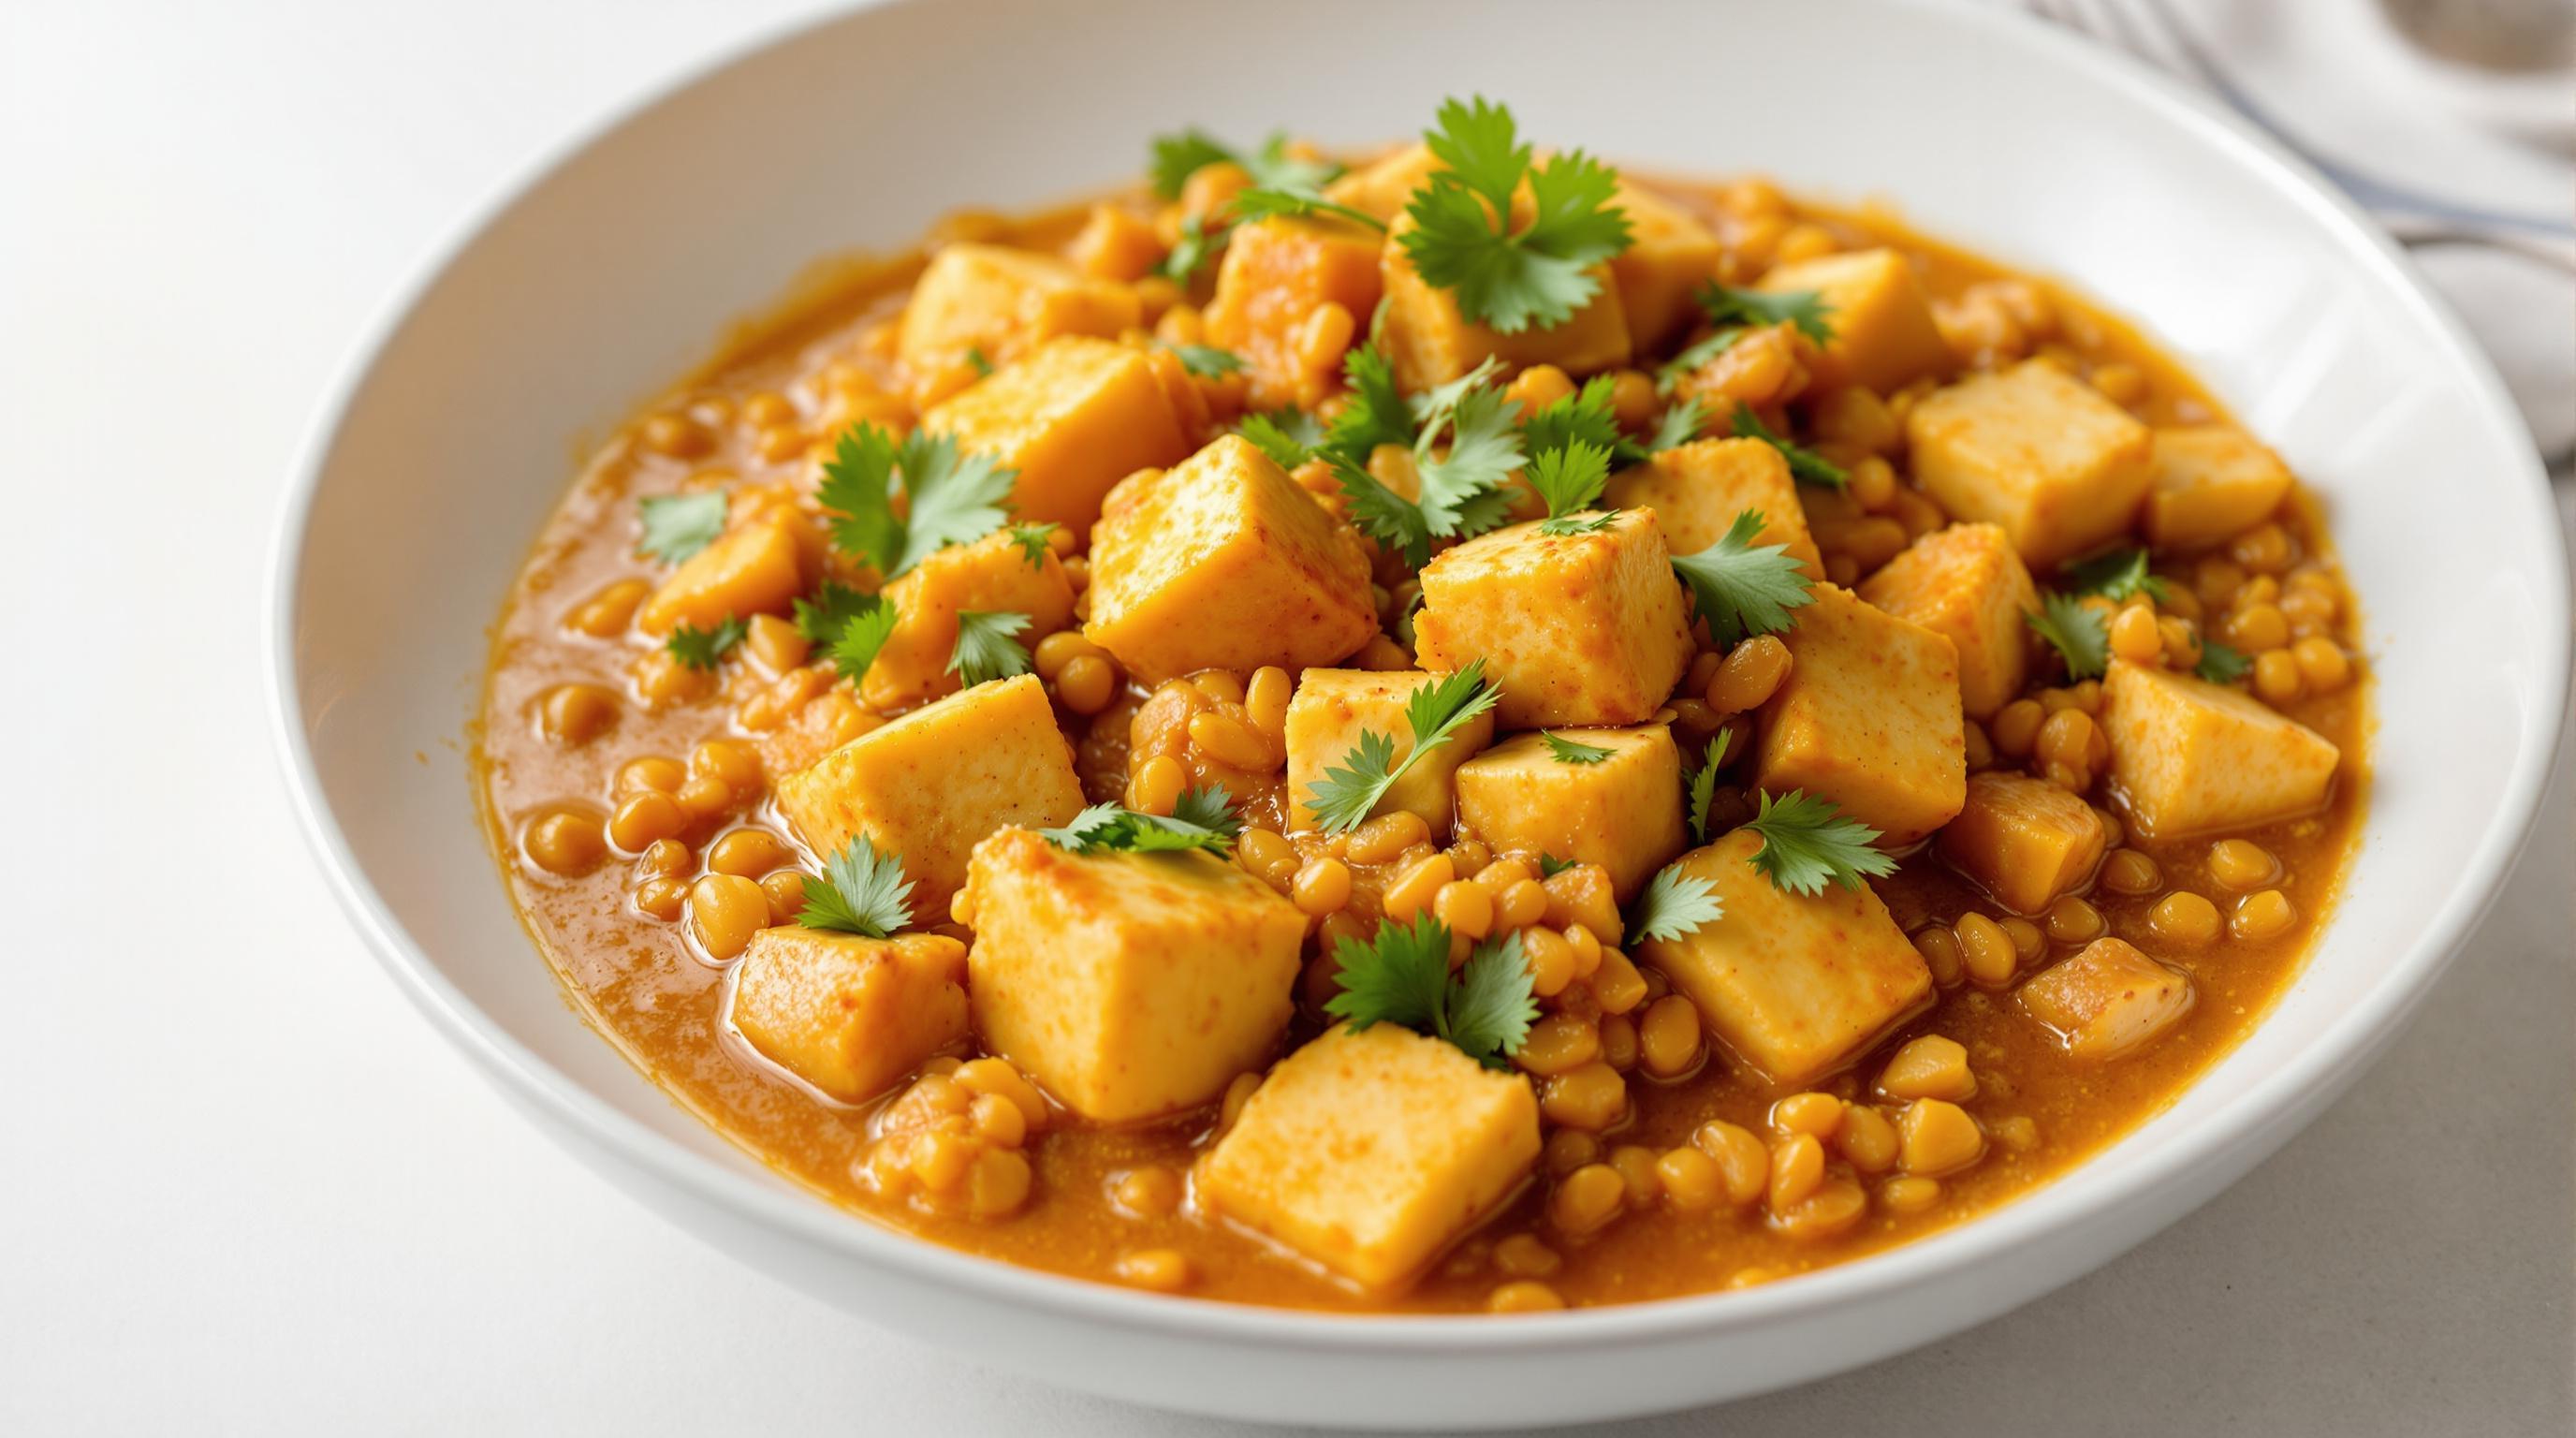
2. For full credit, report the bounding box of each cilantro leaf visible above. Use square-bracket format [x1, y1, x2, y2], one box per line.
[637, 491, 727, 565]
[1646, 397, 1710, 454]
[796, 836, 915, 939]
[1149, 128, 1339, 200]
[1304, 662, 1500, 831]
[815, 422, 1015, 580]
[1628, 865, 1724, 943]
[948, 610, 1033, 686]
[1520, 376, 1632, 459]
[1541, 730, 1614, 764]
[665, 616, 746, 671]
[1742, 789, 1897, 896]
[1731, 406, 1846, 489]
[1694, 282, 1835, 346]
[1657, 327, 1749, 394]
[1415, 382, 1527, 538]
[1398, 96, 1633, 333]
[1537, 852, 1574, 877]
[1688, 730, 1733, 844]
[1670, 509, 1819, 646]
[2064, 546, 2174, 605]
[2196, 639, 2252, 684]
[1238, 407, 1326, 470]
[1529, 436, 1613, 534]
[1325, 914, 1535, 1068]
[1326, 454, 1437, 568]
[2027, 592, 2111, 681]
[1038, 788, 1241, 857]
[1323, 345, 1416, 462]
[1005, 523, 1058, 567]
[1160, 342, 1246, 378]
[792, 580, 877, 647]
[1158, 212, 1225, 286]
[826, 600, 899, 683]
[1444, 932, 1539, 1068]
[1227, 187, 1389, 233]
[964, 346, 994, 378]
[1323, 355, 1524, 564]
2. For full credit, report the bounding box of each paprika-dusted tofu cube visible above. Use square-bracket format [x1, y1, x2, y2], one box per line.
[1453, 726, 1687, 901]
[1195, 1022, 1540, 1289]
[2099, 659, 2340, 838]
[1378, 216, 1632, 389]
[1323, 142, 1443, 223]
[637, 517, 806, 636]
[1937, 771, 2108, 915]
[730, 929, 970, 1104]
[2020, 938, 2196, 1061]
[1603, 436, 1822, 575]
[923, 335, 1193, 533]
[1283, 669, 1496, 838]
[776, 674, 1083, 915]
[1636, 830, 1934, 1084]
[1753, 584, 1967, 845]
[1756, 248, 1953, 394]
[962, 828, 1304, 1123]
[1856, 522, 2039, 719]
[858, 528, 1076, 713]
[1607, 179, 1724, 351]
[1205, 215, 1384, 411]
[1907, 360, 2156, 566]
[897, 242, 1140, 379]
[1084, 434, 1376, 682]
[1413, 509, 1693, 728]
[2143, 425, 2295, 550]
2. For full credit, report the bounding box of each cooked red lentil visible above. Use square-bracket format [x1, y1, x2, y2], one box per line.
[476, 100, 2369, 1313]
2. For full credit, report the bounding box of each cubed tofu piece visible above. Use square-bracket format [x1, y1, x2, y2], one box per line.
[1756, 248, 1954, 394]
[2143, 425, 2295, 550]
[1283, 669, 1496, 837]
[1379, 215, 1632, 389]
[2099, 659, 2340, 838]
[2019, 937, 2195, 1061]
[1084, 434, 1376, 682]
[859, 529, 1076, 713]
[1906, 360, 2156, 566]
[1454, 726, 1687, 901]
[1856, 522, 2039, 719]
[962, 828, 1304, 1123]
[1205, 216, 1385, 411]
[729, 929, 970, 1104]
[1636, 830, 1934, 1084]
[1413, 509, 1693, 729]
[923, 335, 1193, 533]
[1936, 771, 2108, 915]
[1607, 179, 1724, 351]
[1603, 437, 1822, 576]
[896, 242, 1140, 380]
[1753, 583, 1967, 845]
[1195, 1022, 1540, 1289]
[775, 674, 1083, 915]
[637, 518, 806, 636]
[1323, 142, 1444, 223]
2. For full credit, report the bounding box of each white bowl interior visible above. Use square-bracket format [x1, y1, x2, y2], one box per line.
[273, 0, 2566, 1424]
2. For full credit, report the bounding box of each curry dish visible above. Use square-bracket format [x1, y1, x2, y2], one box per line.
[476, 99, 2369, 1313]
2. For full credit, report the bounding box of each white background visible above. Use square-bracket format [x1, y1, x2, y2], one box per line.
[5, 2, 2570, 1433]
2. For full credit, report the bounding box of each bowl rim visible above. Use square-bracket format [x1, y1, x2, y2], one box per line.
[265, 0, 2569, 1354]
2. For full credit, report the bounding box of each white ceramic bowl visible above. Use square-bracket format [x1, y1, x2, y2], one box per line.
[267, 0, 2569, 1426]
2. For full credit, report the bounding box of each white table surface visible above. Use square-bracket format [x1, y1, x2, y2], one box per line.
[6, 3, 2569, 1432]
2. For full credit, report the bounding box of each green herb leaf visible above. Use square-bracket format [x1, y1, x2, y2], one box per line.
[1149, 128, 1340, 200]
[816, 422, 1015, 580]
[1323, 345, 1415, 461]
[1657, 327, 1749, 394]
[1398, 96, 1633, 333]
[796, 836, 915, 939]
[2195, 639, 2252, 684]
[2027, 592, 2111, 681]
[1541, 729, 1615, 765]
[1325, 913, 1535, 1068]
[1519, 375, 1628, 458]
[1646, 397, 1710, 454]
[1038, 787, 1243, 857]
[826, 600, 900, 684]
[1158, 212, 1226, 285]
[948, 610, 1033, 686]
[964, 346, 994, 378]
[1731, 406, 1846, 489]
[1687, 730, 1733, 844]
[1159, 342, 1246, 378]
[1742, 789, 1896, 896]
[1005, 523, 1058, 567]
[1669, 509, 1818, 647]
[1443, 932, 1539, 1067]
[1537, 852, 1574, 877]
[2064, 546, 2174, 605]
[637, 491, 727, 565]
[1238, 407, 1327, 470]
[1227, 187, 1389, 233]
[665, 615, 746, 670]
[1304, 662, 1500, 832]
[792, 580, 878, 647]
[1528, 436, 1613, 530]
[1412, 373, 1525, 540]
[1694, 282, 1835, 346]
[1628, 865, 1724, 943]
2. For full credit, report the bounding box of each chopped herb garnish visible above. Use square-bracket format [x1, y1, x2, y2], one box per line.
[2196, 639, 2251, 684]
[1324, 913, 1537, 1069]
[1530, 437, 1616, 536]
[2064, 546, 2174, 605]
[948, 609, 1033, 686]
[1628, 864, 1724, 943]
[1149, 129, 1339, 201]
[1694, 282, 1835, 346]
[826, 600, 900, 684]
[1237, 406, 1328, 470]
[1541, 730, 1615, 765]
[1669, 509, 1818, 647]
[2027, 592, 2111, 681]
[1227, 187, 1389, 233]
[1520, 376, 1637, 463]
[1158, 212, 1225, 286]
[1325, 355, 1524, 565]
[637, 490, 727, 565]
[1731, 406, 1846, 489]
[1160, 342, 1247, 378]
[1038, 786, 1242, 857]
[1304, 662, 1500, 832]
[665, 615, 746, 670]
[792, 580, 874, 646]
[964, 346, 994, 378]
[816, 422, 1015, 580]
[797, 836, 915, 939]
[1004, 523, 1058, 567]
[1398, 96, 1633, 334]
[1687, 730, 1733, 844]
[1742, 789, 1897, 896]
[1645, 397, 1711, 454]
[1657, 327, 1749, 394]
[1537, 852, 1574, 877]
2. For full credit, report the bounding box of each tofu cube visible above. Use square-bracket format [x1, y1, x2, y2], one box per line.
[1936, 771, 2108, 915]
[1453, 726, 1687, 901]
[1195, 1022, 1540, 1289]
[1906, 360, 2156, 566]
[1379, 215, 1632, 389]
[1205, 215, 1385, 411]
[859, 528, 1076, 713]
[1283, 669, 1496, 838]
[897, 242, 1140, 379]
[1412, 509, 1693, 728]
[962, 828, 1304, 1123]
[1635, 830, 1935, 1084]
[638, 517, 807, 636]
[2099, 659, 2341, 838]
[923, 335, 1193, 533]
[729, 929, 970, 1104]
[1856, 521, 2040, 719]
[2143, 425, 2295, 550]
[1603, 437, 1822, 576]
[2019, 937, 2196, 1061]
[1607, 179, 1724, 351]
[1756, 248, 1954, 394]
[1753, 583, 1967, 845]
[775, 674, 1084, 915]
[1084, 434, 1377, 682]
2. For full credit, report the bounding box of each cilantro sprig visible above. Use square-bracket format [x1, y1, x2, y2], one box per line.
[1742, 790, 1897, 896]
[1731, 407, 1846, 489]
[797, 837, 915, 939]
[1159, 342, 1246, 378]
[1645, 397, 1711, 454]
[1398, 96, 1633, 334]
[1039, 787, 1242, 857]
[2064, 547, 2174, 605]
[1670, 510, 1818, 647]
[1628, 865, 1724, 943]
[1529, 438, 1616, 536]
[1004, 523, 1058, 567]
[1540, 730, 1614, 765]
[1687, 730, 1734, 844]
[1658, 328, 1749, 394]
[1325, 352, 1525, 565]
[1304, 663, 1500, 832]
[1158, 213, 1224, 286]
[816, 422, 1015, 580]
[1324, 913, 1537, 1069]
[1237, 406, 1328, 470]
[793, 581, 898, 683]
[1694, 282, 1835, 346]
[1150, 129, 1340, 201]
[1227, 187, 1389, 233]
[949, 610, 1032, 687]
[637, 491, 727, 565]
[2027, 592, 2111, 681]
[665, 616, 746, 671]
[2195, 639, 2251, 684]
